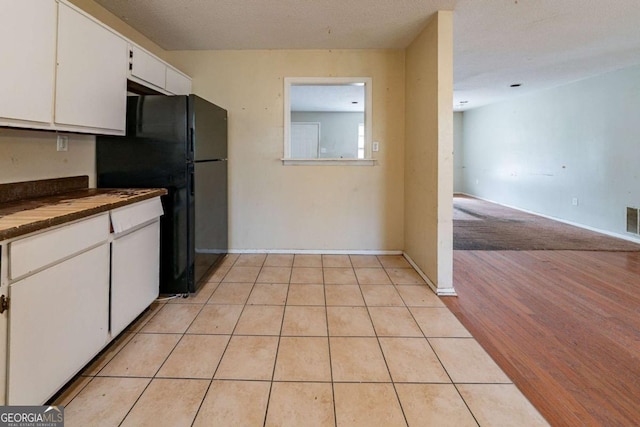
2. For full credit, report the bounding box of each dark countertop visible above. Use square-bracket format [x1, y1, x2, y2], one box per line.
[0, 186, 167, 241]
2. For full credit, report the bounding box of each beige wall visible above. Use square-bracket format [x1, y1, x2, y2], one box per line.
[3, 2, 455, 264]
[0, 128, 95, 186]
[67, 0, 168, 60]
[166, 49, 406, 251]
[404, 11, 454, 293]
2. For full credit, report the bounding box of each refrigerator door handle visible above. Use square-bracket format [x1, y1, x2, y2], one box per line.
[189, 127, 195, 159]
[189, 169, 195, 196]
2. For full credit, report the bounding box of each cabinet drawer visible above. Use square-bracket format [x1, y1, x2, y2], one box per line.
[9, 214, 109, 280]
[110, 197, 164, 235]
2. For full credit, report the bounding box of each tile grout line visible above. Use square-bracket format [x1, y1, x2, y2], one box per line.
[318, 255, 340, 427]
[357, 257, 410, 426]
[63, 254, 503, 425]
[372, 259, 412, 426]
[261, 254, 288, 427]
[116, 376, 155, 427]
[62, 299, 166, 405]
[123, 294, 211, 426]
[320, 255, 344, 426]
[402, 296, 483, 426]
[191, 253, 259, 426]
[49, 374, 95, 407]
[188, 314, 238, 425]
[321, 261, 339, 427]
[115, 331, 183, 426]
[213, 253, 271, 426]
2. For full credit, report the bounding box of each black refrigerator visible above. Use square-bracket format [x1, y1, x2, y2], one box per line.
[96, 95, 228, 294]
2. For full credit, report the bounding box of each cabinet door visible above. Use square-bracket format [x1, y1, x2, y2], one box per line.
[111, 221, 160, 336]
[166, 67, 192, 95]
[0, 1, 56, 124]
[130, 45, 166, 90]
[55, 2, 127, 133]
[8, 244, 110, 405]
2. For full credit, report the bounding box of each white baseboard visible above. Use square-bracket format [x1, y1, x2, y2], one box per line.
[457, 193, 640, 245]
[227, 249, 403, 255]
[402, 252, 457, 297]
[225, 248, 458, 295]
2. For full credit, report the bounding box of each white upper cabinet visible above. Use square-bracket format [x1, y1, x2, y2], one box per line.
[166, 67, 192, 95]
[55, 2, 128, 134]
[130, 45, 166, 90]
[0, 0, 191, 135]
[0, 1, 57, 125]
[129, 43, 192, 95]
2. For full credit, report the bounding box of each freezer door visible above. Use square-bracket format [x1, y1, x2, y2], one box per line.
[194, 160, 228, 254]
[96, 97, 189, 190]
[190, 95, 228, 161]
[130, 95, 188, 152]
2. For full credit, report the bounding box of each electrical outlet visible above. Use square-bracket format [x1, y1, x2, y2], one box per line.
[56, 135, 68, 152]
[572, 197, 579, 206]
[372, 141, 380, 152]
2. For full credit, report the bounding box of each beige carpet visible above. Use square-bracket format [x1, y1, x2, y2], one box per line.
[453, 195, 640, 251]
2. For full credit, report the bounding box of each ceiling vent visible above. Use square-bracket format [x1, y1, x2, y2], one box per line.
[626, 207, 639, 234]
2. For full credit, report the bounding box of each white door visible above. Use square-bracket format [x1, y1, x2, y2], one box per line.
[291, 122, 320, 158]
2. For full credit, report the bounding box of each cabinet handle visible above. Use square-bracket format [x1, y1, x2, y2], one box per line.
[0, 295, 9, 314]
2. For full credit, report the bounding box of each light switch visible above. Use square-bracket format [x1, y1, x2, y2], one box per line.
[372, 141, 380, 152]
[56, 135, 68, 152]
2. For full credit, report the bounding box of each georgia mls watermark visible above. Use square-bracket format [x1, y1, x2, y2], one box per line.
[0, 406, 64, 427]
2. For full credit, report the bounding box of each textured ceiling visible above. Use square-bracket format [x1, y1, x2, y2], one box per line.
[95, 0, 640, 111]
[94, 0, 455, 50]
[453, 0, 640, 110]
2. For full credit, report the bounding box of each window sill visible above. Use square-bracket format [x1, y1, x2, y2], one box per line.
[281, 158, 376, 166]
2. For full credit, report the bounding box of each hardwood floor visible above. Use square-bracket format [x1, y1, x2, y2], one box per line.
[444, 250, 640, 427]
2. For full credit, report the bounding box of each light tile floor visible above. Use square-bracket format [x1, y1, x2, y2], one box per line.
[53, 254, 549, 426]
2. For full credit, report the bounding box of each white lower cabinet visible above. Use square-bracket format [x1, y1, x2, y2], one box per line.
[111, 221, 160, 336]
[8, 244, 110, 405]
[110, 198, 163, 336]
[0, 197, 163, 405]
